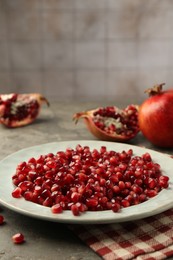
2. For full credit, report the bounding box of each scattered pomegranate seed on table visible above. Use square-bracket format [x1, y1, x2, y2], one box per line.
[11, 145, 169, 216]
[0, 214, 4, 225]
[12, 233, 25, 244]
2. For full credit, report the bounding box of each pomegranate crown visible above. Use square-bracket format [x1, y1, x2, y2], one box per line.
[145, 83, 165, 96]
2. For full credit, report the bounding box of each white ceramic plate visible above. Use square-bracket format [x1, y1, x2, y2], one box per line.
[0, 140, 173, 224]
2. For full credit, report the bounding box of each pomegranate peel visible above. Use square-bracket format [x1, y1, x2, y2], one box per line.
[73, 105, 139, 142]
[139, 83, 173, 147]
[0, 93, 49, 128]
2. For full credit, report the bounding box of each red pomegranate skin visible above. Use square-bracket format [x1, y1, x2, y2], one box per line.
[139, 89, 173, 147]
[73, 105, 139, 142]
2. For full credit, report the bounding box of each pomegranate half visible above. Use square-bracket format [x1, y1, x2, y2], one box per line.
[73, 105, 139, 142]
[0, 93, 49, 128]
[138, 83, 173, 147]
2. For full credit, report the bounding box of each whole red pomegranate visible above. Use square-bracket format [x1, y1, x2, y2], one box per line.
[138, 83, 173, 147]
[73, 104, 139, 142]
[0, 93, 49, 128]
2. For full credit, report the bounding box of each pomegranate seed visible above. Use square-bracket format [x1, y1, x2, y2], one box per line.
[27, 171, 37, 180]
[145, 189, 158, 197]
[159, 175, 169, 182]
[112, 203, 121, 212]
[28, 157, 36, 164]
[125, 195, 133, 203]
[0, 215, 4, 225]
[17, 174, 26, 182]
[41, 189, 51, 199]
[106, 201, 112, 210]
[134, 179, 143, 186]
[110, 174, 118, 183]
[143, 153, 151, 162]
[100, 146, 107, 153]
[23, 191, 33, 201]
[12, 233, 25, 244]
[86, 198, 98, 208]
[35, 176, 43, 185]
[17, 161, 27, 170]
[116, 171, 123, 180]
[34, 185, 42, 195]
[51, 204, 63, 214]
[36, 155, 45, 164]
[159, 176, 169, 188]
[75, 202, 87, 212]
[134, 168, 143, 178]
[148, 178, 157, 189]
[121, 199, 130, 207]
[113, 185, 120, 193]
[118, 180, 126, 190]
[12, 187, 22, 198]
[18, 181, 33, 192]
[139, 194, 147, 202]
[125, 181, 131, 189]
[131, 184, 143, 194]
[71, 204, 80, 216]
[43, 197, 53, 207]
[37, 196, 44, 205]
[107, 189, 114, 199]
[65, 173, 75, 184]
[100, 196, 108, 205]
[71, 192, 81, 203]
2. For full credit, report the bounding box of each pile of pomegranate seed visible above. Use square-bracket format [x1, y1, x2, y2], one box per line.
[93, 105, 139, 137]
[12, 145, 169, 216]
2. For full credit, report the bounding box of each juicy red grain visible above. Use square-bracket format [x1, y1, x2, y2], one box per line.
[12, 187, 22, 198]
[71, 204, 80, 216]
[51, 204, 63, 214]
[12, 233, 25, 244]
[11, 145, 169, 215]
[0, 215, 4, 225]
[112, 203, 121, 212]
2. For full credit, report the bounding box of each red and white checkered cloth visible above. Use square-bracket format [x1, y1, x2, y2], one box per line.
[70, 209, 173, 259]
[69, 154, 173, 260]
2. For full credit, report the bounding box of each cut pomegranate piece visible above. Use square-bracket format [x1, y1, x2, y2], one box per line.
[0, 93, 49, 128]
[73, 105, 139, 141]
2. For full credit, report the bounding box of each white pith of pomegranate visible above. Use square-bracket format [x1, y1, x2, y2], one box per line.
[73, 105, 139, 142]
[0, 93, 49, 128]
[11, 145, 169, 216]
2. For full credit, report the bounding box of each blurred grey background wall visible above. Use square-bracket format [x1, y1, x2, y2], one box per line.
[0, 0, 173, 102]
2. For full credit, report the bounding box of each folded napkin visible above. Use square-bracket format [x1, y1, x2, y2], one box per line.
[70, 209, 173, 259]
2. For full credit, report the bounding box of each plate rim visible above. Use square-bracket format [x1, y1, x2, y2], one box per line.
[0, 140, 173, 224]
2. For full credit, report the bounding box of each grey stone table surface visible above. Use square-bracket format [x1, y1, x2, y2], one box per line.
[0, 101, 173, 260]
